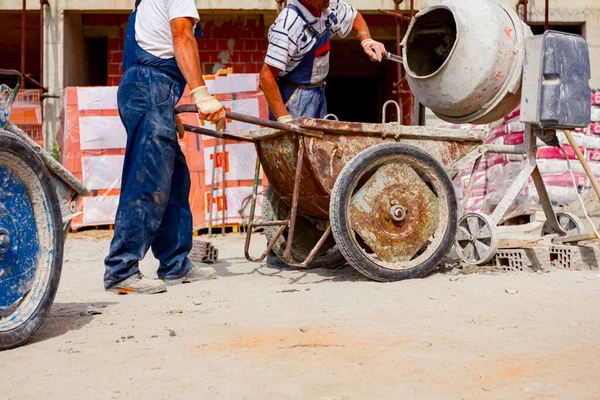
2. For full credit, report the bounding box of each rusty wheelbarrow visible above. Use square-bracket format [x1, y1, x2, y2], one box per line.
[176, 102, 486, 282]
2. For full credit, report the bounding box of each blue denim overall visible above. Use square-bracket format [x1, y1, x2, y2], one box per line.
[271, 4, 333, 120]
[104, 6, 193, 288]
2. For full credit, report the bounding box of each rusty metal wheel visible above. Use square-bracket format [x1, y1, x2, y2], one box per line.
[330, 143, 457, 282]
[262, 185, 347, 269]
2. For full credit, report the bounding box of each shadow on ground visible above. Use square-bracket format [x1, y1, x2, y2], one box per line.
[29, 301, 116, 345]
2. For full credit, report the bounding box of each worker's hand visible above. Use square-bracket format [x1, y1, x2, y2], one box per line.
[277, 115, 294, 124]
[176, 116, 186, 139]
[361, 39, 386, 62]
[190, 86, 226, 131]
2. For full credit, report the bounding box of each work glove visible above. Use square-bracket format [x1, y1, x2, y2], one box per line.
[190, 86, 226, 131]
[361, 39, 386, 62]
[277, 115, 294, 124]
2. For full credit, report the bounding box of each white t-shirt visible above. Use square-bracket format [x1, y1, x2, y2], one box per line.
[135, 0, 200, 59]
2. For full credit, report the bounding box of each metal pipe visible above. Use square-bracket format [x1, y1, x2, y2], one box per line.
[221, 138, 226, 237]
[545, 0, 549, 31]
[564, 130, 600, 206]
[284, 136, 305, 261]
[516, 0, 528, 23]
[21, 0, 27, 77]
[40, 0, 48, 88]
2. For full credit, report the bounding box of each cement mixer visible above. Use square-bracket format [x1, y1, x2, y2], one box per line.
[397, 0, 596, 265]
[402, 0, 532, 124]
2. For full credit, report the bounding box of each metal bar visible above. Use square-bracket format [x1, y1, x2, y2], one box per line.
[284, 136, 305, 261]
[447, 145, 487, 179]
[221, 138, 226, 237]
[0, 69, 23, 104]
[182, 124, 253, 142]
[460, 155, 482, 214]
[23, 74, 48, 92]
[252, 220, 290, 227]
[176, 105, 312, 134]
[21, 0, 26, 76]
[244, 156, 290, 263]
[485, 144, 527, 154]
[564, 129, 600, 206]
[490, 159, 535, 224]
[40, 1, 45, 88]
[208, 139, 218, 238]
[247, 225, 287, 263]
[378, 9, 411, 21]
[243, 156, 262, 261]
[532, 166, 564, 235]
[291, 227, 332, 268]
[553, 232, 597, 244]
[545, 0, 549, 31]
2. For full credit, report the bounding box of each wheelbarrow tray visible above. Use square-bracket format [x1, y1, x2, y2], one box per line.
[253, 119, 486, 220]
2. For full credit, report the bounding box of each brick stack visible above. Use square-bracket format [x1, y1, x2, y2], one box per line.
[58, 73, 269, 231]
[10, 89, 43, 147]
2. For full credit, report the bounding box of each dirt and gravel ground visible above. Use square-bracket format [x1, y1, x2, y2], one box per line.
[2, 230, 600, 400]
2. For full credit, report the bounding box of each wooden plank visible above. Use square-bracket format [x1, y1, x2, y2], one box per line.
[553, 232, 598, 244]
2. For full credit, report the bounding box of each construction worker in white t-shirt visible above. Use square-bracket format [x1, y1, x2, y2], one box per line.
[104, 0, 224, 294]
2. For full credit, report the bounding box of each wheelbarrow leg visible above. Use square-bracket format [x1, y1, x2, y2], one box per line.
[285, 136, 305, 261]
[244, 155, 289, 262]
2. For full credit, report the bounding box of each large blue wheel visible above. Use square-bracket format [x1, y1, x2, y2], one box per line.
[0, 130, 63, 350]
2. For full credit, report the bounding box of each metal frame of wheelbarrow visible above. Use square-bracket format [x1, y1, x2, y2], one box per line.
[176, 102, 487, 268]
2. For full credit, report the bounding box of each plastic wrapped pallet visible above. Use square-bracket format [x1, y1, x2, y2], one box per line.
[58, 73, 269, 230]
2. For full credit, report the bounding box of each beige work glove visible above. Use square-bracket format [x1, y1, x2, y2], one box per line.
[277, 115, 294, 124]
[190, 86, 226, 132]
[361, 39, 386, 62]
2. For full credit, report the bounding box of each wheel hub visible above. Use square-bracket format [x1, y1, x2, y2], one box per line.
[349, 163, 440, 263]
[0, 229, 9, 253]
[389, 204, 407, 223]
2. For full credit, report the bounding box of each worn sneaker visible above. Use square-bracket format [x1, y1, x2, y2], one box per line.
[107, 273, 167, 295]
[163, 264, 216, 286]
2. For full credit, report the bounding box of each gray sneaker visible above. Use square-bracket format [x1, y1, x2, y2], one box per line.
[107, 272, 167, 295]
[163, 264, 216, 286]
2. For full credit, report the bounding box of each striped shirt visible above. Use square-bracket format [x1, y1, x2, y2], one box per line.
[265, 0, 357, 81]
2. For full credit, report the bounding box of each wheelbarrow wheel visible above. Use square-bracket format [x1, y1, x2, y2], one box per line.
[330, 143, 457, 282]
[0, 130, 64, 350]
[262, 185, 347, 269]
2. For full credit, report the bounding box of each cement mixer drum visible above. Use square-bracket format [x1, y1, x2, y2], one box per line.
[402, 0, 532, 124]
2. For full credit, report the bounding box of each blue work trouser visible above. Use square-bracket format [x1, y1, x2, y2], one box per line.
[103, 66, 192, 288]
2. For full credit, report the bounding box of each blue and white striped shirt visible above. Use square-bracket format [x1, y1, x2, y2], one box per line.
[265, 0, 357, 82]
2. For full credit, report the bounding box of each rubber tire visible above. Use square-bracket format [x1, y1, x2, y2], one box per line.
[0, 130, 64, 351]
[262, 186, 347, 269]
[330, 143, 457, 282]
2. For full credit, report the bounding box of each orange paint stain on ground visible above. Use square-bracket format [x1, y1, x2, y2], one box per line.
[195, 328, 355, 352]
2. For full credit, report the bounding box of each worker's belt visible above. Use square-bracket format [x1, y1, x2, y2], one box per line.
[281, 80, 326, 89]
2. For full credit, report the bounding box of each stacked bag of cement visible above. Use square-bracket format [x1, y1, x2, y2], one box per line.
[457, 92, 600, 220]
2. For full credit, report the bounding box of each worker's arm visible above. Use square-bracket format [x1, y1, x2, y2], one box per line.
[260, 63, 292, 122]
[352, 12, 386, 62]
[171, 17, 225, 130]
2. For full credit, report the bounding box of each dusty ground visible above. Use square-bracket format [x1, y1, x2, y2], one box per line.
[2, 230, 600, 400]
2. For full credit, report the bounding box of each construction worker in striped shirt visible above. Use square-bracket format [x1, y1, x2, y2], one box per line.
[260, 0, 386, 123]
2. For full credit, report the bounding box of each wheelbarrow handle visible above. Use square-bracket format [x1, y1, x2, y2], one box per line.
[0, 69, 23, 106]
[182, 123, 254, 143]
[174, 104, 310, 133]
